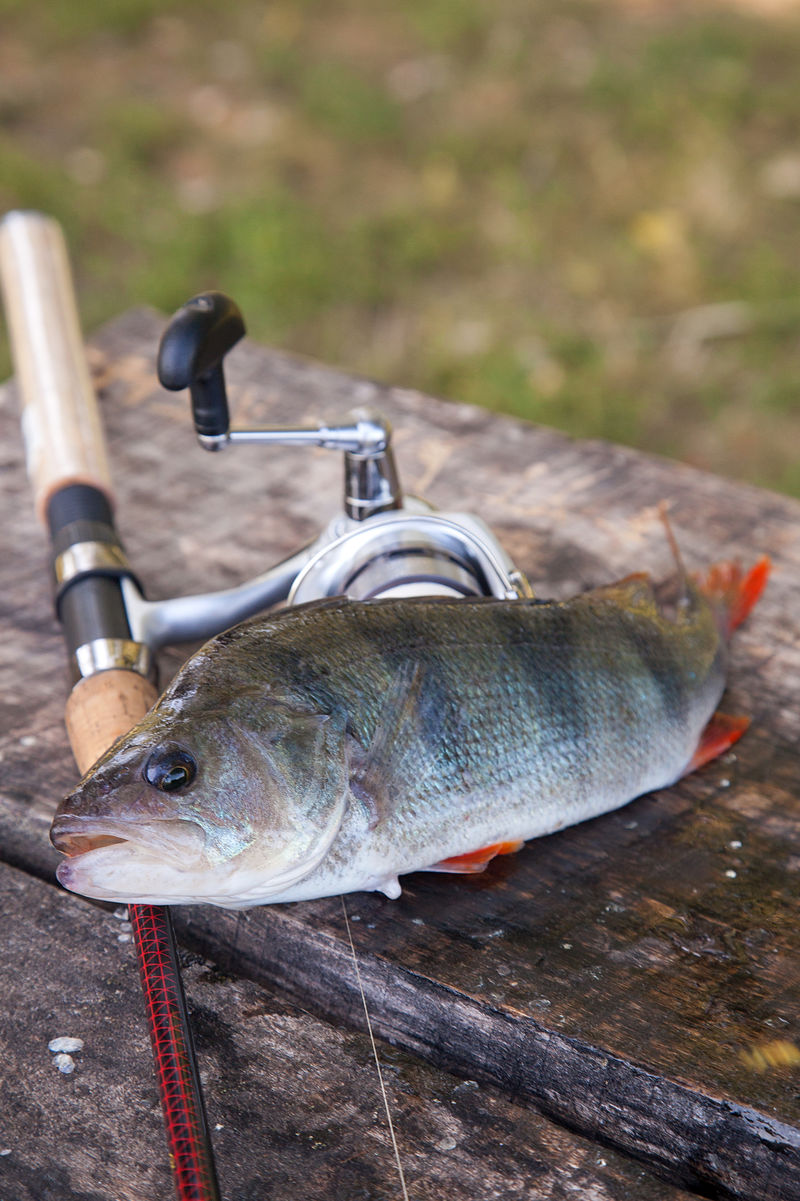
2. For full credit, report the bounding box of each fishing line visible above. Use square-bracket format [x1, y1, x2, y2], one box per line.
[341, 895, 410, 1201]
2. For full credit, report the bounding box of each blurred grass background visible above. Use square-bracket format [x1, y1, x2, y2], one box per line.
[1, 0, 800, 494]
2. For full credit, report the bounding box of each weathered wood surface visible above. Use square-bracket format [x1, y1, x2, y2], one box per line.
[1, 861, 696, 1200]
[2, 307, 799, 1198]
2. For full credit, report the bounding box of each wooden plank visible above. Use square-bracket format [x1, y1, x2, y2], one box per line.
[1, 307, 799, 1198]
[0, 860, 697, 1200]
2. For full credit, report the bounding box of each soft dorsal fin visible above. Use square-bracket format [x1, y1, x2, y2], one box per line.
[589, 572, 658, 614]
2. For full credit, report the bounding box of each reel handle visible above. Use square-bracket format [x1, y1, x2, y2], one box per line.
[157, 291, 245, 445]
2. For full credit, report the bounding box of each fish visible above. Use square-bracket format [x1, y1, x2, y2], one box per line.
[50, 553, 769, 909]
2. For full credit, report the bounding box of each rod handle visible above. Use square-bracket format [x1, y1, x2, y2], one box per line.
[65, 670, 159, 775]
[0, 211, 114, 524]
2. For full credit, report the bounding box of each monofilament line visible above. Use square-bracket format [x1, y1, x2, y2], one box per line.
[341, 895, 410, 1201]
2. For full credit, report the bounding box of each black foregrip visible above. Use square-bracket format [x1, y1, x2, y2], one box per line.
[47, 482, 113, 537]
[157, 292, 245, 439]
[46, 482, 135, 654]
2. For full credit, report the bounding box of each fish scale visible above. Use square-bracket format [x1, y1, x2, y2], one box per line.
[50, 560, 767, 909]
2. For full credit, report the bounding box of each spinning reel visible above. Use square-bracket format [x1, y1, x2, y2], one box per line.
[121, 291, 533, 652]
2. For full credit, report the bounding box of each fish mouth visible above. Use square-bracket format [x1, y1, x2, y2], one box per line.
[51, 814, 207, 865]
[50, 785, 349, 907]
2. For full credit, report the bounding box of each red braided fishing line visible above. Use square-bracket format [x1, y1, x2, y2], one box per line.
[130, 904, 221, 1201]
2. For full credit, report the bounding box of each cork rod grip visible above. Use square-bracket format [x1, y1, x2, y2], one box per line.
[0, 211, 114, 524]
[65, 670, 159, 776]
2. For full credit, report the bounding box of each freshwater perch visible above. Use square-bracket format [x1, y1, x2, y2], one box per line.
[51, 556, 769, 908]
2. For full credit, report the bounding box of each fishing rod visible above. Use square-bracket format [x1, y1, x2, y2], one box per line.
[0, 211, 221, 1201]
[1, 210, 534, 1198]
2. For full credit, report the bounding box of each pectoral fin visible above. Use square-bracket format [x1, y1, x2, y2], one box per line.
[425, 839, 525, 874]
[349, 660, 429, 815]
[685, 711, 750, 774]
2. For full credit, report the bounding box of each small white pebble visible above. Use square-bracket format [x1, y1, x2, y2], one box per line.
[562, 943, 573, 950]
[19, 735, 36, 747]
[725, 870, 738, 879]
[729, 840, 743, 849]
[412, 918, 425, 926]
[118, 921, 132, 933]
[113, 906, 129, 921]
[596, 1157, 607, 1167]
[719, 779, 731, 789]
[117, 932, 132, 943]
[214, 1123, 224, 1131]
[48, 1037, 84, 1054]
[436, 1136, 457, 1151]
[0, 1149, 11, 1156]
[54, 1053, 75, 1074]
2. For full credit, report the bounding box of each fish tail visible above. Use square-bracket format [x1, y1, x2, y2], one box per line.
[695, 556, 771, 637]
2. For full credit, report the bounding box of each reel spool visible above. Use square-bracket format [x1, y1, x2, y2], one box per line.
[289, 509, 527, 603]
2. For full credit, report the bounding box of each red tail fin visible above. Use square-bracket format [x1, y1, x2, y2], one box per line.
[696, 557, 770, 637]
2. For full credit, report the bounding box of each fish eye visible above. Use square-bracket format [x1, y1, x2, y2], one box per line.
[144, 746, 197, 793]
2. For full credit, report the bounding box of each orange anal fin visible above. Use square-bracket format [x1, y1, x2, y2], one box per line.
[427, 840, 525, 874]
[696, 557, 770, 636]
[685, 712, 750, 775]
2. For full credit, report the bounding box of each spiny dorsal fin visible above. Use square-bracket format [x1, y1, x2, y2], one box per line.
[658, 501, 690, 609]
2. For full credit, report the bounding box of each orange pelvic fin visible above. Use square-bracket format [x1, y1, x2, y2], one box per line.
[686, 711, 750, 774]
[695, 557, 770, 637]
[427, 839, 525, 874]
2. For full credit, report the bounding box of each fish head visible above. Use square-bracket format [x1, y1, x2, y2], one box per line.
[51, 691, 350, 906]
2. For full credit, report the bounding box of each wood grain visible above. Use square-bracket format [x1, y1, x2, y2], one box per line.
[2, 306, 799, 1199]
[0, 860, 696, 1200]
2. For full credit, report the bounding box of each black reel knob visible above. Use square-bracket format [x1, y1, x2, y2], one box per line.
[157, 292, 245, 441]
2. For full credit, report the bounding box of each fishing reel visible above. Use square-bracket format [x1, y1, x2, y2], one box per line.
[122, 291, 532, 650]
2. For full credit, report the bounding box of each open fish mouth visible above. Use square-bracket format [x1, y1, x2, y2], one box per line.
[51, 815, 207, 865]
[50, 784, 349, 907]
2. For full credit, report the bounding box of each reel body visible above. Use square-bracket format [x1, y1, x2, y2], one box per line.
[122, 292, 532, 652]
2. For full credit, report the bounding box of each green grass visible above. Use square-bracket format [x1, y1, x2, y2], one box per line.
[1, 0, 800, 496]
